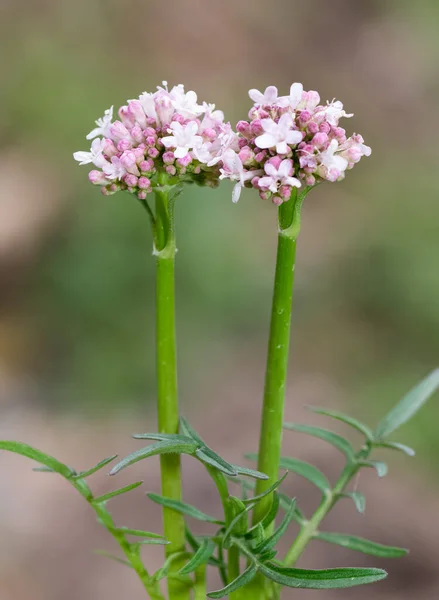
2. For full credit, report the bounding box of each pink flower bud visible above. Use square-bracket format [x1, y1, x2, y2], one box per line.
[266, 155, 282, 169]
[193, 165, 201, 174]
[259, 190, 271, 201]
[298, 110, 311, 125]
[271, 194, 283, 206]
[131, 126, 144, 144]
[236, 120, 252, 138]
[128, 100, 147, 128]
[177, 154, 192, 168]
[138, 177, 151, 190]
[146, 136, 157, 146]
[255, 150, 267, 163]
[311, 132, 328, 148]
[148, 147, 159, 158]
[109, 121, 130, 142]
[203, 128, 216, 141]
[307, 121, 319, 134]
[138, 190, 147, 200]
[319, 121, 331, 134]
[251, 176, 260, 187]
[278, 185, 292, 200]
[101, 186, 111, 196]
[120, 151, 140, 176]
[103, 139, 117, 158]
[305, 174, 316, 186]
[132, 147, 146, 164]
[239, 146, 254, 165]
[139, 159, 154, 173]
[166, 165, 177, 176]
[156, 95, 174, 125]
[124, 174, 138, 187]
[89, 170, 108, 185]
[146, 117, 156, 127]
[118, 106, 136, 128]
[117, 139, 133, 153]
[163, 151, 175, 165]
[250, 119, 264, 136]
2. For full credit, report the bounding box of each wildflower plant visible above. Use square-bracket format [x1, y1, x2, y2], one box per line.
[1, 82, 438, 600]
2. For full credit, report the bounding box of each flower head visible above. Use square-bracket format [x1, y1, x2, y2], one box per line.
[219, 82, 371, 204]
[74, 83, 234, 198]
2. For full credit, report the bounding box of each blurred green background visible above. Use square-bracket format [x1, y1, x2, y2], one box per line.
[0, 1, 438, 599]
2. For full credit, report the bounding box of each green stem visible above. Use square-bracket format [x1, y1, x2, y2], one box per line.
[283, 446, 371, 567]
[154, 181, 189, 600]
[246, 194, 298, 600]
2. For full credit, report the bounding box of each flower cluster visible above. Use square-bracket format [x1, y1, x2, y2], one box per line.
[220, 83, 371, 205]
[74, 83, 238, 199]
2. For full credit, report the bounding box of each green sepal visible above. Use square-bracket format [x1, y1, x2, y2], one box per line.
[340, 491, 366, 514]
[207, 563, 258, 598]
[374, 369, 439, 440]
[147, 493, 224, 524]
[109, 439, 199, 475]
[0, 441, 75, 479]
[241, 472, 287, 505]
[359, 460, 388, 478]
[254, 497, 296, 554]
[91, 481, 143, 504]
[314, 532, 408, 558]
[258, 563, 387, 589]
[307, 407, 374, 442]
[284, 423, 356, 462]
[179, 538, 216, 575]
[373, 441, 415, 456]
[72, 455, 118, 479]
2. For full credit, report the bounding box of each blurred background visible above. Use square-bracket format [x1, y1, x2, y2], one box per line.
[0, 0, 438, 598]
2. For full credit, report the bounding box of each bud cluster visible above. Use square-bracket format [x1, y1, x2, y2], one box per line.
[220, 83, 371, 205]
[74, 82, 238, 199]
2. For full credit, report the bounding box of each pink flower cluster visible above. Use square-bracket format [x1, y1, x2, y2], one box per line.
[74, 82, 238, 199]
[220, 83, 371, 205]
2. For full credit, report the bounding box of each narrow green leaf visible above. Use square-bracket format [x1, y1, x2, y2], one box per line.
[255, 497, 297, 554]
[73, 455, 118, 479]
[132, 539, 170, 546]
[246, 453, 330, 495]
[284, 423, 356, 462]
[147, 493, 224, 524]
[179, 538, 216, 575]
[231, 465, 268, 480]
[33, 466, 56, 473]
[207, 564, 258, 598]
[241, 473, 287, 505]
[92, 481, 143, 504]
[132, 433, 197, 445]
[359, 460, 388, 478]
[259, 563, 387, 589]
[109, 440, 198, 475]
[260, 492, 281, 530]
[115, 527, 166, 539]
[278, 457, 330, 495]
[195, 447, 237, 476]
[179, 417, 205, 444]
[314, 532, 408, 558]
[374, 441, 415, 457]
[307, 407, 374, 442]
[341, 491, 366, 514]
[184, 528, 225, 569]
[0, 441, 74, 479]
[258, 549, 278, 562]
[374, 369, 439, 440]
[93, 550, 133, 568]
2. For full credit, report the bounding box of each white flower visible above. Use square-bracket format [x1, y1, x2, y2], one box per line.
[320, 100, 353, 126]
[169, 85, 204, 118]
[86, 106, 114, 140]
[73, 138, 107, 167]
[192, 139, 214, 164]
[258, 159, 301, 193]
[280, 82, 304, 110]
[220, 150, 261, 203]
[102, 156, 126, 180]
[248, 86, 282, 106]
[318, 139, 348, 175]
[162, 121, 203, 158]
[255, 114, 303, 154]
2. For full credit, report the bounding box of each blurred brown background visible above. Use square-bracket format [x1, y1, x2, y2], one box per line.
[0, 0, 438, 598]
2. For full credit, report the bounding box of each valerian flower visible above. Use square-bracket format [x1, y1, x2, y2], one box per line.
[74, 83, 237, 198]
[220, 83, 371, 204]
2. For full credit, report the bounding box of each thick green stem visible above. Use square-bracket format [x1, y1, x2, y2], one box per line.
[155, 183, 189, 600]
